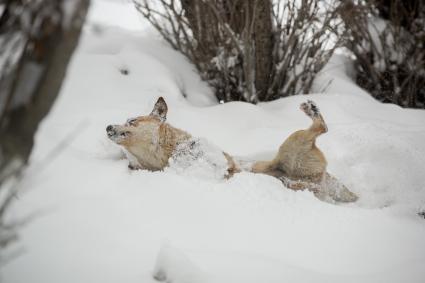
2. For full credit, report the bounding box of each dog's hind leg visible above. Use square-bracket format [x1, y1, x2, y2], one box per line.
[223, 152, 241, 178]
[300, 100, 328, 140]
[268, 100, 328, 180]
[252, 100, 328, 179]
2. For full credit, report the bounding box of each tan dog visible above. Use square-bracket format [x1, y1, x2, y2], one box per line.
[106, 97, 358, 202]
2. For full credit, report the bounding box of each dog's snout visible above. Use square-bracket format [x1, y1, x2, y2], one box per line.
[106, 125, 117, 138]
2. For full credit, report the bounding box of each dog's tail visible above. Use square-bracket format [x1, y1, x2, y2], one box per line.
[223, 152, 241, 178]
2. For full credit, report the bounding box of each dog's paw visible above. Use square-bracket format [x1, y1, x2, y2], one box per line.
[128, 163, 143, 170]
[300, 100, 320, 118]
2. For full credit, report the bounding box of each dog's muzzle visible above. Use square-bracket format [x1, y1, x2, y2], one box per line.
[106, 125, 116, 138]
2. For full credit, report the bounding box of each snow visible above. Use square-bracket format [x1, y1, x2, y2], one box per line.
[2, 1, 425, 282]
[167, 137, 229, 181]
[85, 0, 148, 31]
[153, 243, 206, 283]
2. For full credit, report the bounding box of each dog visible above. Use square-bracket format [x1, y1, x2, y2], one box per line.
[106, 97, 358, 203]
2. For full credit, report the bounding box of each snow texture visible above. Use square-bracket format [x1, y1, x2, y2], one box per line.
[153, 243, 207, 283]
[1, 1, 425, 283]
[167, 137, 229, 181]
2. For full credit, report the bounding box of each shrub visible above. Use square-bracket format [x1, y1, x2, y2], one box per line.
[340, 0, 425, 108]
[134, 0, 344, 103]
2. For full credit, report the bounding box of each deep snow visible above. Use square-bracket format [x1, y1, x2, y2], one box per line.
[1, 1, 425, 282]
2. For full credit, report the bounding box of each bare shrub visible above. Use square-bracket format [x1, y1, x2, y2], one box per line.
[0, 0, 90, 261]
[340, 0, 425, 108]
[0, 184, 18, 250]
[0, 158, 22, 260]
[133, 0, 344, 103]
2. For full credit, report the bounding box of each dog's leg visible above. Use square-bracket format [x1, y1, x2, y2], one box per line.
[251, 160, 285, 178]
[252, 100, 328, 178]
[223, 152, 241, 178]
[124, 150, 144, 170]
[279, 176, 321, 193]
[128, 163, 144, 170]
[300, 100, 328, 140]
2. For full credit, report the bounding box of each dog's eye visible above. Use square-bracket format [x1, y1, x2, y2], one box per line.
[120, 131, 130, 137]
[126, 118, 137, 126]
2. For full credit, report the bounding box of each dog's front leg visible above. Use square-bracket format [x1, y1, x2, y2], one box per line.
[128, 163, 144, 170]
[124, 150, 144, 170]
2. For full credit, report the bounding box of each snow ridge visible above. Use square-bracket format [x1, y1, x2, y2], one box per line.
[167, 137, 229, 181]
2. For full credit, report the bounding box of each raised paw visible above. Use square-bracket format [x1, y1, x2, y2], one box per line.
[300, 100, 320, 118]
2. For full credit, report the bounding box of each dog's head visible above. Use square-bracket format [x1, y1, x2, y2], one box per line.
[106, 97, 168, 146]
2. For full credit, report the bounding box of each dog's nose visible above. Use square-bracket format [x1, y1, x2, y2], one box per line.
[106, 125, 114, 132]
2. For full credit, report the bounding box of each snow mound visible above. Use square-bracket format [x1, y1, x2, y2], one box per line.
[153, 244, 207, 283]
[2, 1, 425, 283]
[167, 138, 229, 181]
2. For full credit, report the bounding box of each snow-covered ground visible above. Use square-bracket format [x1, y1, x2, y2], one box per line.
[2, 1, 425, 282]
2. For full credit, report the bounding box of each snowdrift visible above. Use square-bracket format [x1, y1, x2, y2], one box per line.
[2, 1, 425, 282]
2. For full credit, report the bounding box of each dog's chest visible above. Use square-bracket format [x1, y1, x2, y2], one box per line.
[129, 142, 169, 170]
[125, 124, 175, 170]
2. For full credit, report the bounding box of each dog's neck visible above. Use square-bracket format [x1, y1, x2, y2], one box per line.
[126, 122, 192, 171]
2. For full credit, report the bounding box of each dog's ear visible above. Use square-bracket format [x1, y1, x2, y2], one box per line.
[150, 97, 168, 122]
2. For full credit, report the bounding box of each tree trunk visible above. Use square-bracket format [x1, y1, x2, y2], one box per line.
[251, 0, 273, 100]
[0, 0, 90, 165]
[180, 0, 273, 101]
[181, 0, 219, 58]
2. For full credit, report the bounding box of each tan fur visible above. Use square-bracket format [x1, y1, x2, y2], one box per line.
[126, 121, 191, 171]
[107, 98, 358, 203]
[251, 102, 357, 202]
[252, 114, 327, 182]
[223, 152, 241, 178]
[108, 117, 182, 170]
